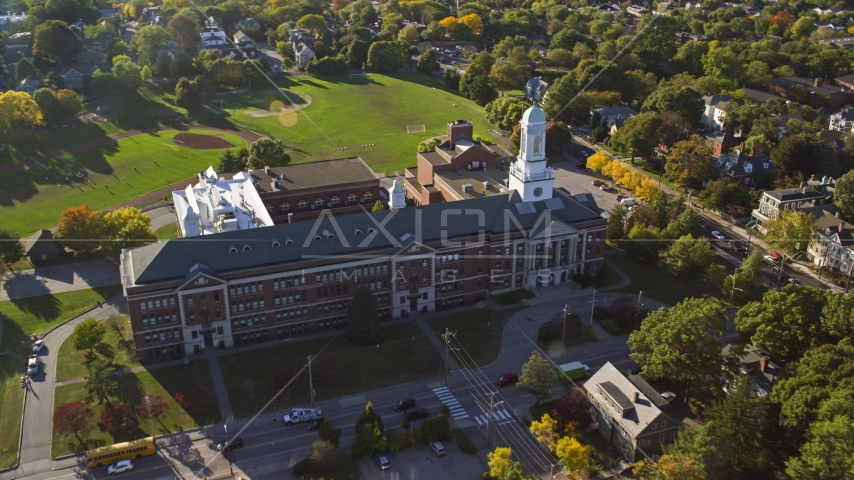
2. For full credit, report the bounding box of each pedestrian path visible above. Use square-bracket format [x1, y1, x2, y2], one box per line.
[432, 386, 469, 420]
[472, 408, 514, 426]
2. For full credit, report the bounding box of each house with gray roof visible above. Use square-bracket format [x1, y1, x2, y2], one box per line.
[525, 77, 548, 103]
[829, 107, 854, 132]
[711, 145, 779, 188]
[584, 362, 680, 462]
[752, 184, 832, 233]
[701, 94, 738, 130]
[721, 344, 783, 397]
[23, 229, 65, 264]
[591, 106, 637, 131]
[768, 77, 852, 110]
[807, 209, 854, 282]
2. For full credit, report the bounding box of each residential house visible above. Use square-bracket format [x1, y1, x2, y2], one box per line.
[699, 129, 741, 156]
[676, 32, 707, 46]
[201, 17, 228, 49]
[711, 146, 779, 188]
[767, 77, 852, 110]
[829, 107, 854, 132]
[98, 7, 117, 18]
[819, 37, 854, 49]
[0, 12, 27, 32]
[626, 5, 646, 18]
[814, 7, 843, 15]
[60, 65, 96, 91]
[815, 21, 847, 32]
[122, 21, 138, 44]
[23, 229, 66, 265]
[751, 184, 831, 232]
[835, 73, 854, 91]
[524, 77, 548, 103]
[15, 77, 41, 96]
[808, 211, 854, 284]
[235, 18, 262, 32]
[592, 106, 638, 131]
[85, 32, 114, 53]
[293, 43, 315, 68]
[584, 362, 680, 462]
[156, 41, 185, 61]
[701, 94, 737, 130]
[749, 35, 784, 44]
[742, 87, 784, 105]
[233, 30, 252, 45]
[149, 16, 169, 29]
[776, 113, 803, 139]
[596, 4, 621, 14]
[721, 344, 783, 397]
[141, 6, 161, 24]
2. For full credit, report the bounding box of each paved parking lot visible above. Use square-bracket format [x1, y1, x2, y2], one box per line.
[360, 441, 487, 480]
[553, 161, 621, 217]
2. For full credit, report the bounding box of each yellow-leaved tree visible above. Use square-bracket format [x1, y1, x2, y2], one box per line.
[459, 14, 483, 34]
[529, 413, 559, 452]
[586, 151, 610, 172]
[635, 178, 659, 203]
[556, 436, 592, 476]
[0, 91, 43, 134]
[487, 447, 513, 478]
[102, 207, 156, 257]
[439, 16, 459, 31]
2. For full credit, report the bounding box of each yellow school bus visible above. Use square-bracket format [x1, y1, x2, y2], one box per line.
[86, 437, 155, 468]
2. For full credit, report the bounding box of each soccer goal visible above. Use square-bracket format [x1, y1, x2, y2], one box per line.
[350, 73, 367, 80]
[406, 124, 426, 134]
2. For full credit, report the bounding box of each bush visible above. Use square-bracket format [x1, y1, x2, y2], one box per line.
[592, 305, 611, 322]
[413, 414, 450, 443]
[383, 428, 412, 451]
[292, 458, 310, 475]
[442, 67, 460, 89]
[306, 55, 348, 77]
[450, 428, 478, 454]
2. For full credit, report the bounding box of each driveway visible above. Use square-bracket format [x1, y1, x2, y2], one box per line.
[145, 205, 175, 231]
[1, 258, 120, 301]
[360, 441, 487, 480]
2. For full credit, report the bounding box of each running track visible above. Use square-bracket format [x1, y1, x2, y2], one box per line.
[0, 125, 261, 174]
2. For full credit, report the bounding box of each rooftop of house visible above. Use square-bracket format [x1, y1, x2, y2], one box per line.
[831, 107, 854, 119]
[698, 129, 741, 146]
[24, 229, 64, 257]
[172, 167, 274, 238]
[769, 77, 847, 96]
[592, 106, 638, 117]
[714, 149, 779, 177]
[583, 362, 663, 439]
[834, 73, 854, 86]
[764, 186, 827, 202]
[125, 187, 604, 286]
[777, 113, 804, 127]
[813, 211, 854, 244]
[220, 158, 377, 193]
[702, 93, 736, 109]
[721, 344, 783, 397]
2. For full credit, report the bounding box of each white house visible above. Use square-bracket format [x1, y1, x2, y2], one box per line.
[200, 17, 228, 49]
[829, 107, 854, 132]
[701, 94, 737, 130]
[294, 43, 315, 68]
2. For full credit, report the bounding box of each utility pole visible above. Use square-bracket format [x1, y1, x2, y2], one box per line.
[308, 355, 315, 407]
[224, 424, 233, 475]
[777, 256, 785, 291]
[145, 395, 154, 440]
[589, 288, 597, 325]
[846, 261, 853, 293]
[486, 392, 503, 448]
[441, 328, 452, 385]
[818, 245, 829, 280]
[561, 304, 569, 347]
[634, 291, 643, 330]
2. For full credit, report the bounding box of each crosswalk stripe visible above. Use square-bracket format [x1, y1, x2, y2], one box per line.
[437, 395, 456, 402]
[454, 414, 469, 419]
[450, 408, 466, 415]
[442, 399, 460, 406]
[433, 388, 449, 394]
[474, 416, 484, 425]
[494, 411, 506, 420]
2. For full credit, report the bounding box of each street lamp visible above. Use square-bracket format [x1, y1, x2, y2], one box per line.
[224, 425, 234, 475]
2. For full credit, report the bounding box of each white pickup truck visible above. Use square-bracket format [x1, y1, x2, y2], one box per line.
[283, 407, 322, 425]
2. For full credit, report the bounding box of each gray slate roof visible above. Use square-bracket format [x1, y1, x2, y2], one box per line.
[127, 188, 603, 285]
[584, 362, 662, 439]
[765, 186, 826, 202]
[714, 150, 779, 178]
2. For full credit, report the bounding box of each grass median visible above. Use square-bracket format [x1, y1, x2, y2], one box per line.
[55, 315, 139, 382]
[218, 323, 444, 419]
[427, 307, 523, 367]
[51, 360, 221, 457]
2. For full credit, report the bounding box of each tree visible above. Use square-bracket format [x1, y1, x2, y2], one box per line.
[72, 317, 109, 359]
[154, 54, 175, 77]
[624, 224, 664, 262]
[89, 71, 116, 96]
[175, 77, 202, 109]
[702, 46, 745, 84]
[175, 387, 206, 412]
[633, 454, 706, 479]
[55, 89, 82, 117]
[551, 387, 593, 432]
[130, 25, 172, 67]
[701, 179, 753, 218]
[33, 88, 63, 125]
[165, 14, 198, 52]
[459, 70, 496, 106]
[318, 418, 342, 447]
[247, 138, 290, 169]
[661, 207, 702, 240]
[772, 135, 831, 180]
[0, 91, 43, 135]
[786, 416, 854, 479]
[100, 401, 137, 431]
[628, 298, 728, 402]
[0, 230, 24, 268]
[85, 359, 118, 405]
[366, 41, 409, 73]
[834, 170, 854, 221]
[112, 57, 143, 92]
[641, 86, 703, 124]
[659, 234, 715, 277]
[138, 394, 169, 429]
[459, 14, 483, 34]
[102, 207, 156, 257]
[606, 204, 627, 241]
[396, 25, 418, 45]
[33, 20, 83, 65]
[529, 413, 559, 451]
[346, 284, 381, 345]
[556, 435, 592, 474]
[822, 292, 854, 346]
[541, 75, 590, 126]
[517, 350, 558, 404]
[485, 97, 528, 131]
[764, 210, 815, 256]
[53, 401, 94, 445]
[15, 58, 39, 82]
[416, 49, 439, 74]
[307, 439, 336, 474]
[371, 200, 384, 212]
[488, 447, 513, 478]
[352, 401, 384, 458]
[665, 135, 713, 185]
[489, 60, 529, 95]
[610, 112, 662, 162]
[297, 14, 328, 38]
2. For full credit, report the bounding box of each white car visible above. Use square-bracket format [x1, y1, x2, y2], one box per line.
[429, 440, 447, 456]
[661, 392, 677, 403]
[27, 355, 38, 375]
[32, 340, 44, 353]
[107, 460, 134, 474]
[710, 231, 726, 240]
[375, 454, 390, 470]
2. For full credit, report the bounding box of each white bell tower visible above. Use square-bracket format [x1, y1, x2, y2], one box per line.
[389, 178, 406, 209]
[509, 106, 554, 201]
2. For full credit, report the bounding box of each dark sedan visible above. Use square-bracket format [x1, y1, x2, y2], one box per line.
[404, 407, 430, 421]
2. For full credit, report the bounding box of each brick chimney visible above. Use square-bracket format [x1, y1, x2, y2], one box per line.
[740, 141, 745, 152]
[800, 181, 805, 188]
[812, 200, 817, 206]
[760, 356, 769, 372]
[803, 187, 808, 194]
[750, 148, 755, 160]
[815, 78, 823, 87]
[836, 211, 841, 218]
[811, 174, 816, 181]
[447, 120, 472, 148]
[632, 391, 639, 403]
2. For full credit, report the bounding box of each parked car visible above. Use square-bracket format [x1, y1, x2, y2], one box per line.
[592, 180, 603, 187]
[497, 372, 519, 386]
[620, 197, 638, 207]
[711, 231, 726, 240]
[404, 407, 430, 421]
[763, 254, 780, 265]
[107, 460, 134, 475]
[307, 420, 321, 431]
[32, 340, 44, 353]
[27, 355, 38, 375]
[580, 150, 589, 157]
[600, 184, 612, 191]
[375, 454, 390, 470]
[394, 397, 416, 411]
[216, 437, 244, 452]
[788, 277, 804, 287]
[429, 440, 447, 456]
[575, 159, 586, 168]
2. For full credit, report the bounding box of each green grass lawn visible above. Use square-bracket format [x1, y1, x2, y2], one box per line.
[154, 223, 178, 240]
[426, 307, 522, 367]
[606, 250, 735, 306]
[0, 129, 248, 236]
[51, 360, 221, 457]
[575, 264, 624, 290]
[0, 286, 121, 468]
[218, 323, 444, 419]
[55, 315, 139, 382]
[634, 162, 679, 188]
[491, 289, 536, 306]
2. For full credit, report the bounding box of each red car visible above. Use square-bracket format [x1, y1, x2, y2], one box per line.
[497, 373, 519, 386]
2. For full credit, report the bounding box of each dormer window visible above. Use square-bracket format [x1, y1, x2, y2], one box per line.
[242, 244, 251, 251]
[354, 228, 363, 235]
[229, 245, 238, 253]
[272, 239, 281, 247]
[331, 195, 340, 204]
[367, 227, 376, 234]
[281, 202, 289, 210]
[364, 191, 373, 199]
[348, 193, 356, 202]
[314, 235, 322, 242]
[298, 200, 307, 208]
[315, 197, 324, 206]
[285, 237, 294, 245]
[265, 204, 272, 212]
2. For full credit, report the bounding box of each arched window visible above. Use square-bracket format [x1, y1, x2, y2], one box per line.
[265, 204, 272, 212]
[315, 197, 324, 206]
[348, 193, 356, 202]
[331, 195, 340, 204]
[533, 135, 541, 155]
[281, 202, 289, 210]
[364, 191, 373, 200]
[298, 200, 307, 208]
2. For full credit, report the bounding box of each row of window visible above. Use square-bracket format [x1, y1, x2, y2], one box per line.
[637, 431, 676, 446]
[231, 298, 265, 313]
[141, 312, 177, 328]
[233, 328, 269, 345]
[190, 327, 223, 339]
[438, 296, 466, 309]
[354, 262, 389, 278]
[270, 192, 374, 211]
[145, 344, 183, 359]
[230, 281, 264, 297]
[274, 307, 310, 322]
[140, 295, 175, 312]
[317, 283, 350, 299]
[232, 313, 267, 329]
[318, 300, 349, 313]
[273, 275, 307, 290]
[274, 290, 307, 305]
[144, 327, 182, 345]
